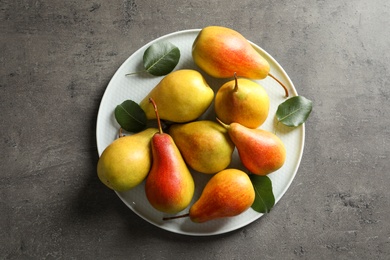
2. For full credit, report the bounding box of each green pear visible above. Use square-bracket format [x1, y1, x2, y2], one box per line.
[97, 128, 158, 192]
[139, 69, 214, 123]
[192, 26, 288, 97]
[169, 120, 235, 174]
[217, 119, 286, 175]
[145, 98, 195, 214]
[163, 169, 255, 223]
[215, 73, 270, 129]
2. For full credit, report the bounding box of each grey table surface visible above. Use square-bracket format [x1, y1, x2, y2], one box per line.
[1, 1, 389, 259]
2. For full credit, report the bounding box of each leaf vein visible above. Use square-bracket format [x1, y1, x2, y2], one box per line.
[119, 104, 144, 125]
[146, 49, 176, 72]
[253, 185, 269, 213]
[279, 106, 305, 122]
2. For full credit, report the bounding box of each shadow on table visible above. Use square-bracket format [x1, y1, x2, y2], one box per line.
[63, 81, 159, 238]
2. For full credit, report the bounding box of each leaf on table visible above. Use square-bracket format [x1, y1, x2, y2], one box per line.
[115, 100, 147, 133]
[250, 175, 275, 213]
[143, 41, 180, 76]
[276, 96, 313, 127]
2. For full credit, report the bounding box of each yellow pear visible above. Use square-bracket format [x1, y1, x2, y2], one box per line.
[97, 128, 158, 191]
[215, 74, 270, 129]
[169, 120, 235, 174]
[139, 69, 214, 123]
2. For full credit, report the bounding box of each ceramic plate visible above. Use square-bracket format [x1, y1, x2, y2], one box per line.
[96, 29, 305, 236]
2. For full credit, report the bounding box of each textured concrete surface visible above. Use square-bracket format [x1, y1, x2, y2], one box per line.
[1, 0, 389, 259]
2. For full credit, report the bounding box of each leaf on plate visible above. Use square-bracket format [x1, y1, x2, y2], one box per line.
[276, 96, 313, 127]
[143, 41, 180, 76]
[115, 100, 147, 133]
[250, 175, 275, 213]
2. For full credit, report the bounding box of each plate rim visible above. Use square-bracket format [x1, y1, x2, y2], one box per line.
[96, 28, 305, 236]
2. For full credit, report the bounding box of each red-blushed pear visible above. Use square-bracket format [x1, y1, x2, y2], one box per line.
[192, 26, 289, 97]
[215, 73, 270, 129]
[163, 169, 255, 223]
[217, 118, 286, 176]
[145, 98, 195, 214]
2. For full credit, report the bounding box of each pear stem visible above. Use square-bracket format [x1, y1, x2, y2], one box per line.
[125, 69, 147, 76]
[149, 97, 163, 134]
[216, 117, 229, 129]
[268, 73, 289, 98]
[119, 128, 124, 138]
[233, 72, 238, 92]
[162, 213, 190, 221]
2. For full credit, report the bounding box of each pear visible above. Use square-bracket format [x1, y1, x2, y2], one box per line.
[163, 169, 255, 223]
[139, 69, 214, 123]
[217, 119, 286, 175]
[145, 98, 195, 214]
[97, 128, 158, 192]
[169, 120, 235, 174]
[192, 26, 288, 97]
[189, 169, 255, 223]
[215, 73, 270, 129]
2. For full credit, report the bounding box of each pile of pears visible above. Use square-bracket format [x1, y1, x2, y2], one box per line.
[97, 26, 287, 223]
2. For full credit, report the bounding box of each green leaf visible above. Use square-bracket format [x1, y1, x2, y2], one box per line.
[276, 96, 313, 127]
[115, 100, 147, 133]
[250, 175, 275, 213]
[143, 41, 180, 76]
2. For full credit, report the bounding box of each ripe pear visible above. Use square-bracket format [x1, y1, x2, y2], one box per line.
[192, 26, 269, 79]
[97, 128, 158, 192]
[189, 169, 255, 223]
[169, 120, 235, 174]
[163, 169, 255, 223]
[139, 69, 214, 123]
[217, 119, 286, 175]
[145, 98, 195, 214]
[215, 73, 270, 129]
[192, 26, 288, 97]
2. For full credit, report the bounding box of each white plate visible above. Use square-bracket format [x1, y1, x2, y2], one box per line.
[96, 29, 305, 236]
